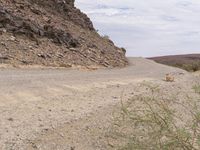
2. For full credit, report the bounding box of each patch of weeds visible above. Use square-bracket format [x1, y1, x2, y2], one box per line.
[107, 84, 200, 150]
[193, 85, 200, 94]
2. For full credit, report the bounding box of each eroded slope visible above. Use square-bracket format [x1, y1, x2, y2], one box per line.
[0, 0, 127, 67]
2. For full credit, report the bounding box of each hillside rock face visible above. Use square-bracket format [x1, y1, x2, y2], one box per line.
[0, 0, 128, 67]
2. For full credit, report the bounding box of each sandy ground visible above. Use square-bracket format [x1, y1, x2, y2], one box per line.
[0, 58, 193, 150]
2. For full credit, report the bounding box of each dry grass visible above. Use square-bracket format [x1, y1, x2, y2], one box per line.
[107, 84, 200, 150]
[193, 85, 200, 94]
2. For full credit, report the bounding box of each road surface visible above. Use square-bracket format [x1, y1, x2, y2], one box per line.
[0, 58, 187, 150]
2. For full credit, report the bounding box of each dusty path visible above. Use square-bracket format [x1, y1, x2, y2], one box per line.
[0, 58, 188, 150]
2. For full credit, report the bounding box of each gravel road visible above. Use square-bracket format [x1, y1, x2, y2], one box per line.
[0, 58, 187, 150]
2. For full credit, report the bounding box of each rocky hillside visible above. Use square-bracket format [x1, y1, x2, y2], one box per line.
[0, 0, 127, 68]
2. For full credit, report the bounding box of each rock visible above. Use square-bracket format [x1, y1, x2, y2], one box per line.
[30, 7, 41, 15]
[8, 118, 14, 121]
[0, 54, 9, 60]
[28, 45, 33, 49]
[69, 48, 77, 52]
[71, 146, 75, 150]
[37, 54, 46, 59]
[0, 0, 127, 68]
[2, 28, 6, 33]
[10, 36, 16, 41]
[0, 28, 6, 34]
[21, 60, 30, 64]
[57, 53, 64, 58]
[1, 42, 6, 46]
[43, 25, 79, 47]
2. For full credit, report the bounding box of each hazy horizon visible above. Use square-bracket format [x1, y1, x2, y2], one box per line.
[75, 0, 200, 57]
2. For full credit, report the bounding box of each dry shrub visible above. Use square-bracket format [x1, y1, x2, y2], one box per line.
[107, 84, 200, 150]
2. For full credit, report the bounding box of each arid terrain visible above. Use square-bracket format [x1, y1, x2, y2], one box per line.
[1, 1, 200, 150]
[0, 0, 127, 68]
[1, 58, 200, 150]
[149, 54, 200, 72]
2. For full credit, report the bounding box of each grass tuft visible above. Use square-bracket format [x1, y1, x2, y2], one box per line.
[193, 85, 200, 94]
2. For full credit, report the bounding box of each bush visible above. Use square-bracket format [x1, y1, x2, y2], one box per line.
[173, 61, 200, 72]
[107, 84, 200, 150]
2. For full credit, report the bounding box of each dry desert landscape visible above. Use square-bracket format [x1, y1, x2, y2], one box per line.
[1, 0, 200, 150]
[1, 58, 200, 149]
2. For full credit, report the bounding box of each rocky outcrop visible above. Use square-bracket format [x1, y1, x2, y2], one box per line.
[0, 0, 127, 68]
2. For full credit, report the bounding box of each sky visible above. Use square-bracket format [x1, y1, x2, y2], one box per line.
[75, 0, 200, 57]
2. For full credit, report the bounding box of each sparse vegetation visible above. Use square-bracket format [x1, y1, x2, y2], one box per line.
[182, 62, 200, 72]
[166, 62, 200, 72]
[193, 84, 200, 94]
[107, 84, 200, 150]
[149, 54, 200, 72]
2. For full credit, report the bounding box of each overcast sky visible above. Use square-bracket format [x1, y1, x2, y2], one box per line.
[75, 0, 200, 57]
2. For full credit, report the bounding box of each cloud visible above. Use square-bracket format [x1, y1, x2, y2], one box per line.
[75, 0, 200, 57]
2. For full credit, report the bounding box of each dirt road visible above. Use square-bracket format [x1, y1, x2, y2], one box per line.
[0, 58, 188, 150]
